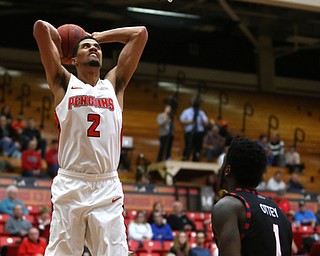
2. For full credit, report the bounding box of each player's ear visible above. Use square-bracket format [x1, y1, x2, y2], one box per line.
[71, 57, 77, 65]
[224, 165, 231, 176]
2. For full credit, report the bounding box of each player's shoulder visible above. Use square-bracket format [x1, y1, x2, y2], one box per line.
[212, 195, 244, 218]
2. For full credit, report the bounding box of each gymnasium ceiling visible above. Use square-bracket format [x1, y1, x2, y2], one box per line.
[1, 0, 320, 80]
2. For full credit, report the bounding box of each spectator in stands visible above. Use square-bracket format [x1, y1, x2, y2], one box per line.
[294, 200, 317, 227]
[287, 171, 305, 193]
[315, 199, 320, 225]
[151, 211, 174, 242]
[45, 139, 59, 178]
[148, 201, 167, 224]
[167, 201, 196, 231]
[1, 104, 13, 123]
[21, 139, 44, 178]
[128, 210, 153, 242]
[267, 131, 285, 166]
[285, 145, 304, 173]
[18, 227, 47, 256]
[180, 95, 208, 162]
[36, 206, 51, 242]
[266, 171, 286, 192]
[0, 115, 21, 158]
[21, 117, 47, 159]
[157, 104, 174, 162]
[169, 231, 190, 256]
[5, 204, 33, 237]
[256, 177, 267, 191]
[189, 231, 211, 256]
[0, 185, 28, 215]
[273, 189, 295, 217]
[202, 125, 225, 162]
[218, 120, 233, 147]
[257, 134, 274, 166]
[11, 114, 25, 137]
[205, 173, 220, 203]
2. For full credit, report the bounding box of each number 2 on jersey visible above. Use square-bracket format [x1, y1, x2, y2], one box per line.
[87, 114, 100, 137]
[273, 224, 282, 256]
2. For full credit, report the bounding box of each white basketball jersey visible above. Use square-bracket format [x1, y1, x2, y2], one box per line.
[55, 74, 122, 174]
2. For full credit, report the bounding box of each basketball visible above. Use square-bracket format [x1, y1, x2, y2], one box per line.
[57, 24, 87, 64]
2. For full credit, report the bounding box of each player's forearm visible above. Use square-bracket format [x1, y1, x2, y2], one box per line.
[92, 26, 147, 45]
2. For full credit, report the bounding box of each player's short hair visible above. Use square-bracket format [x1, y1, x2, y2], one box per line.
[72, 36, 99, 57]
[226, 137, 266, 188]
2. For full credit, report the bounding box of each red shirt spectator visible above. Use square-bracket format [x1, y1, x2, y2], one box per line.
[21, 139, 43, 177]
[18, 227, 47, 256]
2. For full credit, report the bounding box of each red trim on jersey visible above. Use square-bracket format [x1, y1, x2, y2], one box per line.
[227, 189, 252, 240]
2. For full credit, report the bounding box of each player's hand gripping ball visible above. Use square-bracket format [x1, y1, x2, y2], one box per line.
[57, 24, 87, 65]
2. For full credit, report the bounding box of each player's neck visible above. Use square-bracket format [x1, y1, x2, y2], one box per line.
[77, 70, 100, 86]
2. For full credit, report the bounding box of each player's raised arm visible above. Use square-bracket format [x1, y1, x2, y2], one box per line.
[33, 20, 70, 101]
[92, 26, 148, 108]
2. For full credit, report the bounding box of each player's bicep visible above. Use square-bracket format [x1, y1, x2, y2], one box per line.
[212, 198, 242, 256]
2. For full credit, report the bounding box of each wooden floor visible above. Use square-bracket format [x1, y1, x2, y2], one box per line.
[1, 71, 320, 192]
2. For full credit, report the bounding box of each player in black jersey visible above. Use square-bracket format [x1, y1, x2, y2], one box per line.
[211, 137, 292, 256]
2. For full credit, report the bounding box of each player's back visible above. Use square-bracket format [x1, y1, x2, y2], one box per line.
[227, 188, 292, 256]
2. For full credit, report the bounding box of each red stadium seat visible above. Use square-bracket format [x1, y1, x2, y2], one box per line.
[310, 242, 320, 256]
[0, 236, 21, 247]
[126, 210, 138, 220]
[128, 240, 141, 252]
[163, 240, 174, 252]
[6, 245, 20, 256]
[141, 240, 164, 254]
[195, 220, 205, 231]
[27, 205, 40, 216]
[0, 214, 10, 224]
[0, 223, 9, 236]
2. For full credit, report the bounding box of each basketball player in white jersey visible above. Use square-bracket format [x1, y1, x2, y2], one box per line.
[33, 20, 148, 256]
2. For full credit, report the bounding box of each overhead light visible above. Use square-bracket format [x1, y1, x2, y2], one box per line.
[286, 35, 320, 45]
[127, 7, 200, 19]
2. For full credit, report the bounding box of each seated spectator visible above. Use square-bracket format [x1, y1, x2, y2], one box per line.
[0, 185, 28, 215]
[285, 145, 304, 173]
[167, 201, 196, 231]
[202, 125, 225, 162]
[189, 231, 211, 256]
[148, 201, 167, 224]
[151, 211, 173, 242]
[134, 173, 156, 193]
[294, 200, 317, 227]
[21, 139, 45, 178]
[45, 139, 59, 178]
[315, 198, 320, 225]
[169, 231, 190, 256]
[1, 104, 13, 123]
[36, 206, 51, 242]
[205, 173, 220, 203]
[128, 210, 153, 242]
[266, 171, 286, 192]
[273, 189, 294, 217]
[12, 114, 25, 137]
[267, 131, 285, 166]
[287, 172, 305, 193]
[256, 177, 267, 191]
[21, 117, 47, 159]
[5, 204, 33, 237]
[0, 115, 21, 158]
[18, 227, 47, 256]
